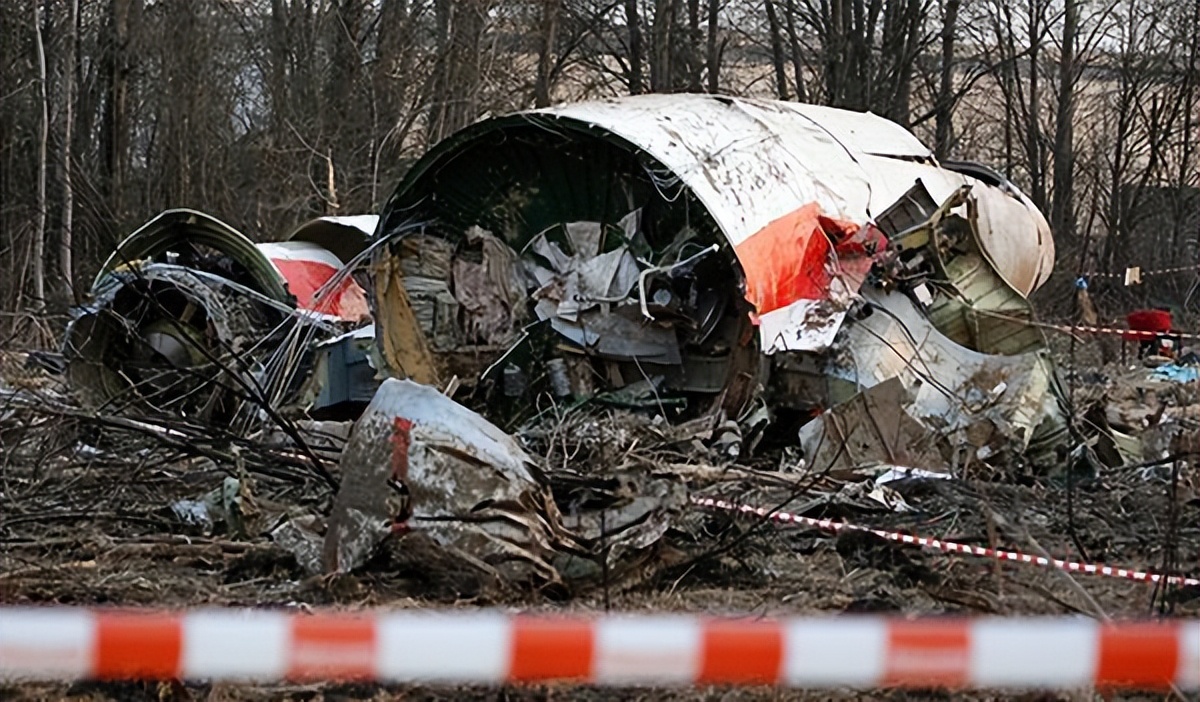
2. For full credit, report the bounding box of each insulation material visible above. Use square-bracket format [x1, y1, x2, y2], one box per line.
[449, 227, 528, 345]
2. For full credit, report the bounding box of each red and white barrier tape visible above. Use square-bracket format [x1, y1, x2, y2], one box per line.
[1080, 265, 1200, 280]
[694, 498, 1200, 588]
[1053, 323, 1200, 342]
[972, 309, 1200, 342]
[0, 608, 1196, 689]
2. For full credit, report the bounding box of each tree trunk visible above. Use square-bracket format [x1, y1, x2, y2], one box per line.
[1050, 0, 1077, 241]
[429, 0, 485, 142]
[626, 0, 644, 94]
[686, 0, 702, 91]
[650, 0, 679, 92]
[934, 0, 959, 157]
[33, 0, 47, 310]
[783, 0, 807, 101]
[705, 0, 719, 92]
[535, 0, 560, 106]
[102, 0, 137, 219]
[1025, 3, 1045, 210]
[60, 0, 79, 303]
[765, 0, 790, 99]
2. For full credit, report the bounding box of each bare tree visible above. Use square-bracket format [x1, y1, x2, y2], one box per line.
[787, 0, 935, 124]
[100, 0, 140, 219]
[764, 0, 790, 99]
[32, 0, 47, 310]
[933, 0, 960, 157]
[782, 0, 807, 101]
[535, 0, 562, 106]
[649, 0, 680, 91]
[60, 0, 79, 303]
[626, 0, 645, 93]
[1048, 0, 1077, 243]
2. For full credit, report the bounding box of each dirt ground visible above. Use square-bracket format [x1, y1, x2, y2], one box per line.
[1, 342, 1198, 702]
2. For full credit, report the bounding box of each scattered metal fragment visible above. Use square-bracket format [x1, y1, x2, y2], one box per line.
[798, 377, 948, 475]
[323, 378, 565, 582]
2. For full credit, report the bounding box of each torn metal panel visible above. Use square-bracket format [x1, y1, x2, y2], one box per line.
[257, 241, 371, 322]
[797, 377, 948, 474]
[829, 288, 1067, 467]
[306, 324, 381, 419]
[283, 214, 377, 268]
[93, 209, 290, 301]
[323, 378, 564, 581]
[875, 183, 1047, 356]
[966, 184, 1055, 295]
[372, 253, 441, 386]
[738, 203, 885, 352]
[550, 309, 682, 366]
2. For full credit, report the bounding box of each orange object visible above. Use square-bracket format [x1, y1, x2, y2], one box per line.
[735, 203, 873, 316]
[509, 617, 594, 680]
[289, 615, 377, 680]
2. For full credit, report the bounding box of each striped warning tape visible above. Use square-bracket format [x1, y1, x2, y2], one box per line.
[0, 607, 1196, 689]
[1052, 323, 1200, 342]
[1081, 265, 1200, 280]
[973, 310, 1200, 342]
[694, 497, 1200, 588]
[1056, 264, 1200, 280]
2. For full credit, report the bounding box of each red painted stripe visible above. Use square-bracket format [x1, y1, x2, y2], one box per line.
[734, 204, 879, 317]
[288, 615, 377, 681]
[884, 620, 969, 688]
[94, 613, 182, 679]
[509, 617, 594, 681]
[1096, 623, 1178, 689]
[269, 258, 370, 321]
[698, 620, 783, 684]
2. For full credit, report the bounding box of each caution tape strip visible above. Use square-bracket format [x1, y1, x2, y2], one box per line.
[1055, 264, 1200, 280]
[971, 309, 1200, 342]
[694, 497, 1200, 588]
[0, 607, 1196, 689]
[1051, 323, 1200, 342]
[1081, 265, 1200, 280]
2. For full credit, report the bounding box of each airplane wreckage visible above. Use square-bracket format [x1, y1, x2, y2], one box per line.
[63, 95, 1096, 586]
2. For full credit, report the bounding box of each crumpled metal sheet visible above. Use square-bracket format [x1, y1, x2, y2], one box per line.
[67, 208, 379, 418]
[63, 263, 277, 415]
[827, 288, 1067, 467]
[283, 214, 377, 269]
[257, 240, 371, 322]
[92, 208, 290, 301]
[798, 377, 948, 474]
[541, 95, 1054, 298]
[323, 378, 564, 582]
